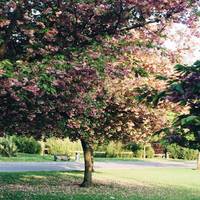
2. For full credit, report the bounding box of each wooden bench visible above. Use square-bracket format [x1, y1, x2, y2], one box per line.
[53, 154, 70, 161]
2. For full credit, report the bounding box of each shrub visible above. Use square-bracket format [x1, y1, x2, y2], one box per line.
[126, 142, 142, 152]
[94, 151, 106, 158]
[105, 142, 123, 157]
[104, 142, 134, 158]
[167, 144, 198, 160]
[94, 143, 108, 152]
[133, 149, 143, 158]
[145, 146, 155, 158]
[0, 137, 18, 157]
[131, 143, 155, 158]
[45, 137, 82, 156]
[117, 151, 133, 158]
[13, 136, 41, 154]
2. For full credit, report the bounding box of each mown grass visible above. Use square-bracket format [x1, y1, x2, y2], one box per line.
[0, 154, 144, 163]
[0, 153, 53, 162]
[0, 168, 200, 200]
[0, 153, 194, 163]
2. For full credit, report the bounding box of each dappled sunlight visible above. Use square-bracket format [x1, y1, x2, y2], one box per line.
[1, 169, 200, 200]
[20, 175, 48, 184]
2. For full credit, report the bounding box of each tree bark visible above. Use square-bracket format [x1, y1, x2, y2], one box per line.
[91, 148, 95, 172]
[197, 151, 200, 170]
[81, 140, 93, 187]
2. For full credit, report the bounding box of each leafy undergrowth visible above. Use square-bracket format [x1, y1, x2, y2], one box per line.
[0, 169, 200, 200]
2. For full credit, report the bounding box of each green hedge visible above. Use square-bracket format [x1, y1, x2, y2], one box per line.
[94, 151, 106, 158]
[95, 142, 155, 158]
[45, 137, 82, 156]
[167, 144, 198, 160]
[13, 136, 41, 154]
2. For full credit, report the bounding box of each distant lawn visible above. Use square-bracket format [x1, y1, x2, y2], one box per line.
[0, 153, 53, 162]
[94, 157, 143, 162]
[0, 168, 200, 200]
[0, 153, 143, 162]
[94, 157, 195, 162]
[0, 152, 195, 163]
[0, 153, 145, 163]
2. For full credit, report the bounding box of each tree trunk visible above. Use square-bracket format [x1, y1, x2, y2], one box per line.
[197, 151, 200, 170]
[91, 148, 95, 172]
[81, 140, 93, 187]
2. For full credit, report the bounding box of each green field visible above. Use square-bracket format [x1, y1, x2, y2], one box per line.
[0, 168, 200, 200]
[0, 153, 53, 162]
[0, 153, 192, 163]
[0, 153, 142, 162]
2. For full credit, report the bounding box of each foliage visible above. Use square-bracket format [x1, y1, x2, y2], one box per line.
[126, 142, 155, 158]
[45, 137, 82, 155]
[131, 144, 155, 158]
[167, 144, 198, 160]
[12, 136, 41, 154]
[93, 151, 106, 158]
[0, 0, 193, 61]
[0, 136, 18, 157]
[0, 0, 196, 141]
[105, 141, 124, 157]
[136, 60, 200, 159]
[0, 0, 197, 186]
[164, 61, 200, 151]
[145, 146, 155, 158]
[126, 142, 142, 152]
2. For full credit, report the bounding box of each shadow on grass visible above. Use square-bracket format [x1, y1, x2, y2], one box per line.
[1, 170, 200, 200]
[0, 171, 84, 185]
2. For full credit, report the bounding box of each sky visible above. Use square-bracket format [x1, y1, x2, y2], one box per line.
[163, 23, 200, 65]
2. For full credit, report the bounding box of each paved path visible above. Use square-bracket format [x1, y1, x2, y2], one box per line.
[0, 160, 196, 172]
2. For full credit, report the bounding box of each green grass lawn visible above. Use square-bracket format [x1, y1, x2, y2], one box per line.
[94, 157, 194, 162]
[0, 168, 200, 200]
[94, 157, 143, 162]
[0, 153, 53, 162]
[0, 153, 194, 163]
[0, 154, 144, 163]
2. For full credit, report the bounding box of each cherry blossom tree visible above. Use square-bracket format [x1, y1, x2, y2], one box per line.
[0, 0, 198, 186]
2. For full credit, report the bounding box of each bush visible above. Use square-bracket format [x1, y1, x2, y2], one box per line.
[145, 146, 155, 158]
[126, 142, 141, 152]
[131, 143, 155, 158]
[13, 136, 41, 154]
[104, 142, 134, 158]
[167, 144, 198, 160]
[94, 151, 106, 158]
[133, 149, 143, 158]
[117, 152, 133, 158]
[45, 137, 82, 156]
[105, 142, 123, 157]
[0, 137, 18, 157]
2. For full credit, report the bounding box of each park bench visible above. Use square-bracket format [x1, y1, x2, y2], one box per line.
[53, 154, 70, 161]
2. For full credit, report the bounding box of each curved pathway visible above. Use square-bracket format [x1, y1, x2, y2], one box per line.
[0, 160, 196, 172]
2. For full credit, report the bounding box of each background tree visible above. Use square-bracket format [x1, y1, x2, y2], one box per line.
[163, 61, 200, 169]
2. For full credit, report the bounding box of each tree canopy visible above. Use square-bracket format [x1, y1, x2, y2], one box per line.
[0, 0, 198, 186]
[0, 0, 196, 60]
